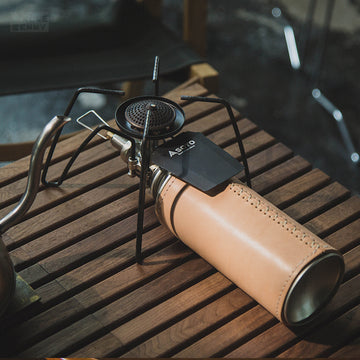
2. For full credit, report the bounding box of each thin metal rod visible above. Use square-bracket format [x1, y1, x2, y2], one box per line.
[136, 109, 152, 263]
[64, 87, 125, 117]
[152, 56, 160, 97]
[181, 95, 252, 188]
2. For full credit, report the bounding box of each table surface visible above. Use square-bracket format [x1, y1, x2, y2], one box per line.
[0, 80, 359, 358]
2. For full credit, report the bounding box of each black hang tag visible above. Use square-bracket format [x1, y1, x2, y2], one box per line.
[151, 131, 244, 192]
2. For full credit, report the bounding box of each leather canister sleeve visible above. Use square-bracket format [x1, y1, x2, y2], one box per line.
[155, 176, 344, 325]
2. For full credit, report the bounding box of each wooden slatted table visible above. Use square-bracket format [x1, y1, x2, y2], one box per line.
[0, 80, 359, 358]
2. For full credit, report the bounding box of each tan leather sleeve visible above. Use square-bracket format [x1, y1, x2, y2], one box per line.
[155, 176, 342, 323]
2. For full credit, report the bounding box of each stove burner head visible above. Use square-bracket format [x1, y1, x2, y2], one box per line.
[125, 100, 176, 131]
[116, 96, 185, 140]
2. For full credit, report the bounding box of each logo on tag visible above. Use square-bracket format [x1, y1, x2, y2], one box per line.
[168, 140, 196, 157]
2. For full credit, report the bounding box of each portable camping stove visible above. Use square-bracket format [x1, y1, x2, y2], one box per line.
[41, 56, 251, 263]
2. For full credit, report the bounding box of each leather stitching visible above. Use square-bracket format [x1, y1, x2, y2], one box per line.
[157, 176, 177, 232]
[229, 183, 328, 250]
[158, 176, 176, 207]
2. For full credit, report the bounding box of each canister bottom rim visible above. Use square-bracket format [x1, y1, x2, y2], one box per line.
[282, 251, 344, 326]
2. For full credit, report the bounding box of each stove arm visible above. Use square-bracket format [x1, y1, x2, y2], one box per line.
[41, 87, 126, 187]
[180, 95, 252, 188]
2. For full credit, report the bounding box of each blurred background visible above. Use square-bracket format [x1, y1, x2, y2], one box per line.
[164, 0, 360, 194]
[0, 0, 359, 194]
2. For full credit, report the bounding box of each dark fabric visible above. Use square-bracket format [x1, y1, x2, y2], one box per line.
[0, 0, 202, 95]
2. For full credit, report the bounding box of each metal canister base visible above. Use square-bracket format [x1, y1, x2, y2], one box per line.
[282, 252, 344, 326]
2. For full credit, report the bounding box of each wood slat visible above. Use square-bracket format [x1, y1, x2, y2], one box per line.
[1, 156, 136, 228]
[102, 273, 235, 353]
[283, 182, 350, 224]
[344, 244, 360, 281]
[16, 207, 159, 283]
[0, 133, 105, 188]
[238, 142, 293, 179]
[2, 242, 194, 355]
[6, 180, 144, 250]
[207, 118, 257, 145]
[324, 219, 360, 252]
[264, 168, 331, 209]
[0, 141, 118, 211]
[121, 288, 254, 358]
[305, 196, 360, 238]
[164, 82, 209, 104]
[174, 306, 276, 358]
[251, 155, 312, 194]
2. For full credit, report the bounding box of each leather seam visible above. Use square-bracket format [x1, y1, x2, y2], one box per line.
[158, 176, 176, 207]
[158, 176, 176, 232]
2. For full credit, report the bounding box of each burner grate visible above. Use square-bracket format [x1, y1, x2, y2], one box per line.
[125, 100, 175, 131]
[115, 95, 185, 140]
